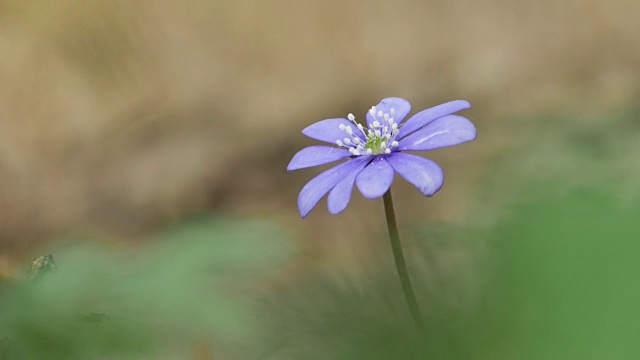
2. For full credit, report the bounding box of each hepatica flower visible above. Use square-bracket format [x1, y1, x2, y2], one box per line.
[288, 98, 476, 218]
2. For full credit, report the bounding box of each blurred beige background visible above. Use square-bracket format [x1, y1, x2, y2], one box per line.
[0, 0, 638, 270]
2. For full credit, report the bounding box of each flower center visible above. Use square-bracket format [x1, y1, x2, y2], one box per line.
[335, 106, 400, 156]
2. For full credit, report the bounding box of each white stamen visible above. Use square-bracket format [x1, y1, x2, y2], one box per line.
[334, 103, 403, 156]
[390, 108, 395, 115]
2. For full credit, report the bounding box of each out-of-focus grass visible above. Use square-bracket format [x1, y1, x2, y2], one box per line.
[0, 215, 292, 359]
[240, 190, 639, 360]
[472, 190, 640, 359]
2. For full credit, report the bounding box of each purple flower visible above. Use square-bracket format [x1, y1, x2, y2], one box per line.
[287, 98, 476, 218]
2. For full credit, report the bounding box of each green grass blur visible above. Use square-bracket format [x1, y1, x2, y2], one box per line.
[242, 194, 640, 359]
[473, 190, 640, 359]
[0, 216, 292, 359]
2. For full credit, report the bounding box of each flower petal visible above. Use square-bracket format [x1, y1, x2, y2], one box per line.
[397, 100, 471, 139]
[287, 146, 352, 171]
[366, 97, 411, 128]
[302, 118, 364, 144]
[327, 159, 370, 214]
[355, 156, 395, 199]
[298, 156, 373, 218]
[398, 115, 476, 151]
[386, 152, 444, 196]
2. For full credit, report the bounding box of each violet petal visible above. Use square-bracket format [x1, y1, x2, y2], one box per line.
[302, 118, 364, 144]
[355, 156, 395, 199]
[327, 159, 370, 214]
[287, 146, 353, 171]
[366, 97, 411, 128]
[298, 156, 373, 218]
[398, 115, 476, 151]
[398, 100, 470, 139]
[386, 152, 444, 196]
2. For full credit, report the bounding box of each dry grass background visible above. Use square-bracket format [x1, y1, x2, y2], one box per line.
[0, 0, 638, 273]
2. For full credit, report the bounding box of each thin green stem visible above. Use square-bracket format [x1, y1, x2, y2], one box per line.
[382, 190, 424, 330]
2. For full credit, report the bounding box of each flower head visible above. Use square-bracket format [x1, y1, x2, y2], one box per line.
[288, 97, 476, 218]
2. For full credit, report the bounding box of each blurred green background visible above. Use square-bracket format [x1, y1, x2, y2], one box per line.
[0, 0, 638, 358]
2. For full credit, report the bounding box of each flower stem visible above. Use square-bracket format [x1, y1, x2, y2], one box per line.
[382, 190, 424, 330]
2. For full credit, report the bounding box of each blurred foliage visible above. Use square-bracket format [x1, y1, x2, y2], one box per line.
[479, 106, 640, 222]
[241, 189, 639, 359]
[473, 189, 640, 359]
[0, 215, 292, 359]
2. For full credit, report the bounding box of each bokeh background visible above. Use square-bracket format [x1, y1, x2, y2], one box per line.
[1, 1, 639, 359]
